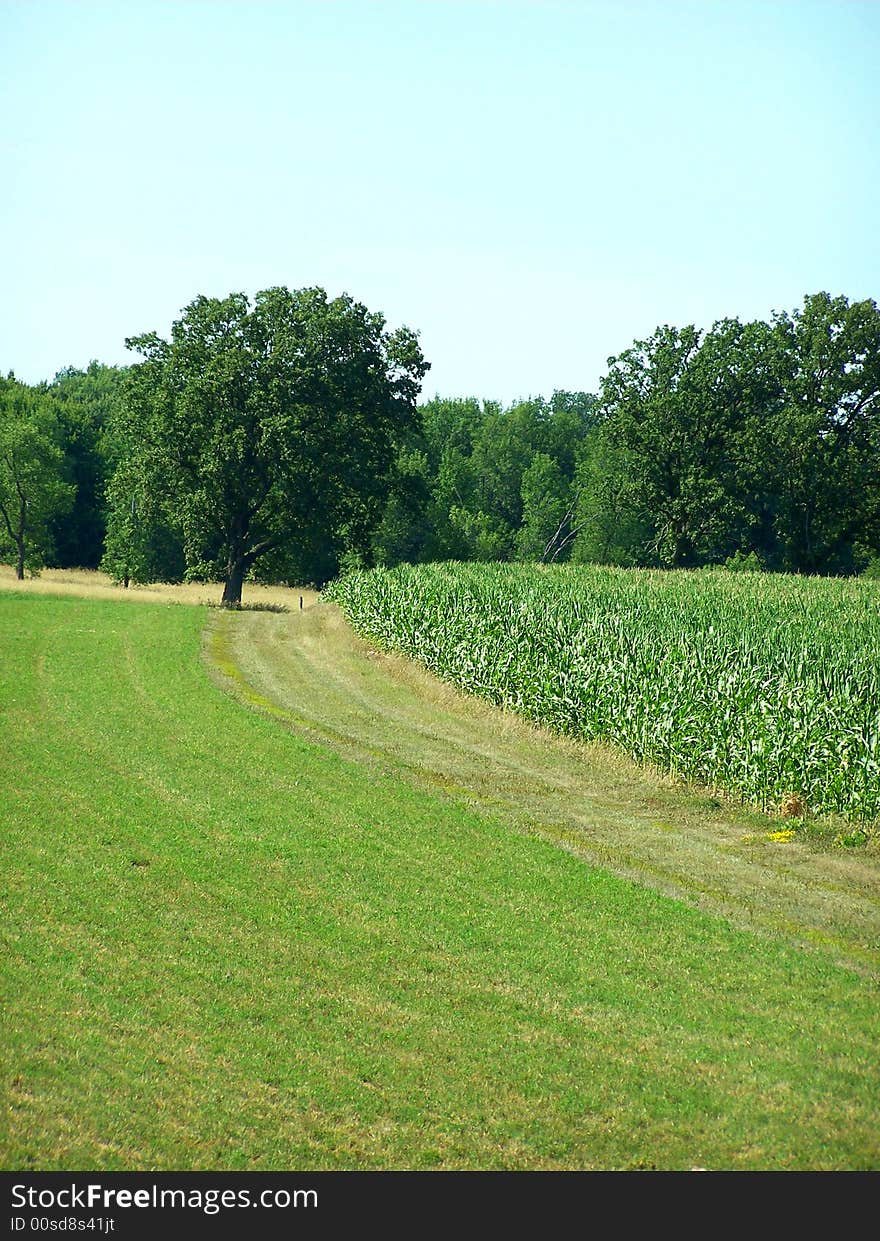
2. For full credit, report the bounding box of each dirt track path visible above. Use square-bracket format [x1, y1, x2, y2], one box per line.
[207, 601, 880, 977]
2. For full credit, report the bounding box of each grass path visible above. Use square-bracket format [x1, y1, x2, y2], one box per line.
[210, 603, 880, 978]
[2, 590, 879, 1169]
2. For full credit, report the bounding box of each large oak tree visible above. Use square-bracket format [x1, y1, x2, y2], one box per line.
[109, 286, 429, 603]
[574, 293, 880, 573]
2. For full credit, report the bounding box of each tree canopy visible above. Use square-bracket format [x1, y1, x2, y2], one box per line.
[0, 376, 74, 578]
[3, 287, 876, 590]
[573, 292, 880, 574]
[105, 287, 429, 603]
[370, 392, 596, 567]
[46, 362, 128, 569]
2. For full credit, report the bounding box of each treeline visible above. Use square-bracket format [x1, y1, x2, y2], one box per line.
[577, 291, 880, 575]
[382, 291, 880, 577]
[0, 363, 126, 578]
[372, 390, 595, 567]
[1, 290, 878, 589]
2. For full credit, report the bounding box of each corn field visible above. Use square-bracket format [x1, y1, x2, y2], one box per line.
[325, 563, 880, 825]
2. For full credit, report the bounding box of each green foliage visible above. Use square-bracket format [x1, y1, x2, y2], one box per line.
[769, 292, 880, 573]
[327, 563, 880, 825]
[572, 428, 649, 567]
[106, 287, 429, 602]
[7, 288, 877, 586]
[369, 445, 435, 567]
[724, 550, 764, 573]
[375, 391, 596, 567]
[100, 370, 186, 587]
[580, 319, 781, 567]
[516, 452, 570, 561]
[0, 377, 74, 576]
[45, 362, 128, 569]
[101, 461, 186, 587]
[574, 294, 880, 575]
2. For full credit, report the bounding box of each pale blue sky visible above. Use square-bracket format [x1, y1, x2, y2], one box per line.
[2, 0, 878, 403]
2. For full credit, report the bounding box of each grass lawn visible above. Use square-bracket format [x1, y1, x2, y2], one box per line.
[1, 591, 878, 1169]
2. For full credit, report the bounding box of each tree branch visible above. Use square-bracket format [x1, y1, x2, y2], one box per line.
[541, 488, 581, 563]
[0, 492, 16, 543]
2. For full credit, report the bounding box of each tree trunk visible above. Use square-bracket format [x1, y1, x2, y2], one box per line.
[221, 557, 247, 607]
[16, 497, 26, 579]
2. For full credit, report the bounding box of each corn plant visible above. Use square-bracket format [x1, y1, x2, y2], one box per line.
[325, 563, 880, 825]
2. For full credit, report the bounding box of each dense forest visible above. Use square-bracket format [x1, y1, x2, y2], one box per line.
[2, 289, 878, 594]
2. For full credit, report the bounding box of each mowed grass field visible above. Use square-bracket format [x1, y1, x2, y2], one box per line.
[2, 588, 879, 1169]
